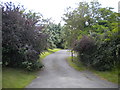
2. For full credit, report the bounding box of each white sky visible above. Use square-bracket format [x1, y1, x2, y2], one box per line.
[1, 0, 120, 24]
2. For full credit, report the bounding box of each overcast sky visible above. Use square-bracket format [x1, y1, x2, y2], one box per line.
[1, 0, 120, 24]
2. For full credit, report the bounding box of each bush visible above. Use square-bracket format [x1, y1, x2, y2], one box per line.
[22, 60, 44, 71]
[91, 42, 115, 71]
[73, 35, 96, 66]
[2, 2, 47, 70]
[73, 32, 119, 71]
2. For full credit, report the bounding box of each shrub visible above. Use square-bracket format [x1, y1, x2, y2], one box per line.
[73, 32, 119, 71]
[73, 35, 96, 66]
[2, 2, 47, 70]
[22, 60, 44, 71]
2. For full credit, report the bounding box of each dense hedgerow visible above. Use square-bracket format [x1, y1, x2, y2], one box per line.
[73, 29, 120, 71]
[91, 28, 120, 71]
[2, 2, 47, 71]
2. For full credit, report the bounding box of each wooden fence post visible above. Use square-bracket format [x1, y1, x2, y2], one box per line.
[71, 50, 73, 62]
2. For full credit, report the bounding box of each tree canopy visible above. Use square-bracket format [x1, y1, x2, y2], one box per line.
[63, 1, 120, 71]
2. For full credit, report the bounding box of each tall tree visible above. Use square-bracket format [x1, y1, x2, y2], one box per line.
[43, 22, 64, 48]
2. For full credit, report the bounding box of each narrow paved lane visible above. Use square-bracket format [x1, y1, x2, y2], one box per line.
[26, 50, 118, 88]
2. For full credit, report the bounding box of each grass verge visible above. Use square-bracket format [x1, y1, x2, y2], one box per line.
[40, 48, 61, 60]
[67, 56, 86, 71]
[67, 56, 118, 84]
[2, 68, 37, 88]
[92, 69, 118, 84]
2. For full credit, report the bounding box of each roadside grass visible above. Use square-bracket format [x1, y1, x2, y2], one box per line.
[92, 69, 118, 84]
[67, 56, 118, 84]
[40, 52, 51, 60]
[48, 48, 61, 52]
[2, 68, 37, 88]
[67, 57, 86, 71]
[3, 48, 61, 88]
[40, 48, 61, 60]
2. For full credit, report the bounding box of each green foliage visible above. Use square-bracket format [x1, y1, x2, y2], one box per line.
[73, 25, 119, 71]
[43, 23, 64, 49]
[63, 1, 119, 71]
[63, 1, 118, 46]
[22, 60, 43, 71]
[93, 27, 119, 71]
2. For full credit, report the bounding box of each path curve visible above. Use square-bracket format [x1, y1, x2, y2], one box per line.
[26, 50, 118, 88]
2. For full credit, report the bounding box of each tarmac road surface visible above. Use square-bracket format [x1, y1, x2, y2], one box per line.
[26, 50, 118, 88]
